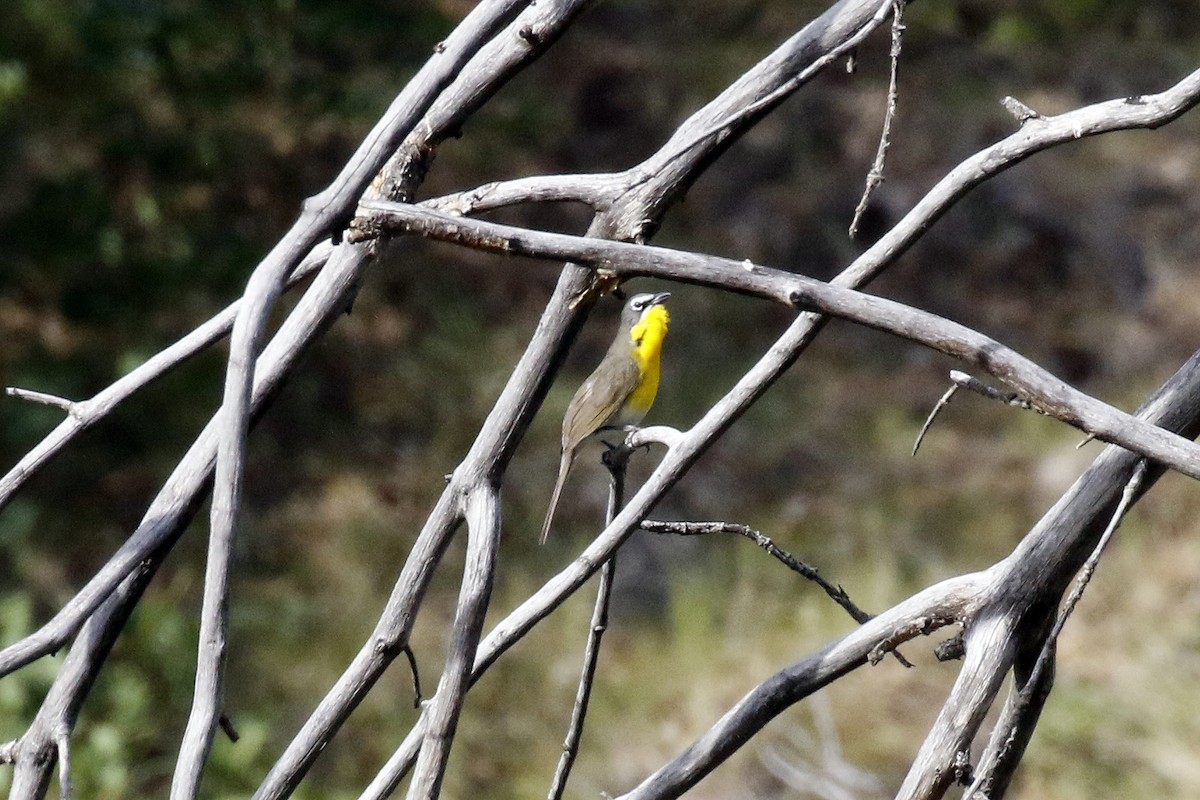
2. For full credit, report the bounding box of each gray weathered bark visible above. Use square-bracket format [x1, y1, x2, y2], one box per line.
[3, 3, 1200, 799]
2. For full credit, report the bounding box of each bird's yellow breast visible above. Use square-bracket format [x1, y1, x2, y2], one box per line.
[626, 305, 669, 413]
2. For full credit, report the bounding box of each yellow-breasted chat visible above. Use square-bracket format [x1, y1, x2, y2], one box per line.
[540, 291, 671, 543]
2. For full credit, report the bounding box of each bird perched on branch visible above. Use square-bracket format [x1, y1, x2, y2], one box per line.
[540, 291, 671, 543]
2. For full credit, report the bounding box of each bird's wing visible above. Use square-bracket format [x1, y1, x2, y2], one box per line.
[561, 356, 640, 452]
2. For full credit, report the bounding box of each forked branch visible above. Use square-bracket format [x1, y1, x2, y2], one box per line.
[6, 1, 1200, 798]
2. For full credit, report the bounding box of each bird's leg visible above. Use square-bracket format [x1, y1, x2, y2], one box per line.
[599, 426, 645, 469]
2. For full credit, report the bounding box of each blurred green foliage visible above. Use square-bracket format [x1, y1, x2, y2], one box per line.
[3, 1, 1200, 798]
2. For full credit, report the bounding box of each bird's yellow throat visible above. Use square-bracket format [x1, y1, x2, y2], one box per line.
[627, 305, 669, 410]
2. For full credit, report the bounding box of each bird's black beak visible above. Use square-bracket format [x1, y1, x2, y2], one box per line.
[649, 291, 671, 306]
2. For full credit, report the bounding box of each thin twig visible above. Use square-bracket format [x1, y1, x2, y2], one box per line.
[849, 0, 905, 238]
[403, 646, 423, 709]
[640, 520, 913, 669]
[950, 370, 1047, 414]
[0, 245, 329, 514]
[4, 388, 77, 413]
[640, 521, 868, 623]
[1001, 96, 1041, 124]
[914, 369, 1055, 455]
[218, 713, 240, 743]
[912, 384, 959, 456]
[1020, 461, 1146, 702]
[548, 453, 624, 800]
[0, 739, 16, 763]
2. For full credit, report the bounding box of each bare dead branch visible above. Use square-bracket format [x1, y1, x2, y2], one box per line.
[8, 545, 163, 800]
[614, 573, 984, 800]
[914, 369, 1055, 455]
[358, 200, 1200, 481]
[55, 734, 71, 800]
[612, 342, 1200, 800]
[1058, 460, 1148, 613]
[142, 50, 1200, 800]
[836, 68, 1200, 290]
[0, 240, 330, 800]
[849, 0, 905, 238]
[358, 300, 844, 795]
[549, 458, 624, 800]
[977, 353, 1200, 799]
[405, 484, 501, 800]
[962, 461, 1149, 800]
[422, 173, 623, 217]
[894, 613, 1015, 800]
[0, 245, 330, 514]
[1000, 96, 1041, 124]
[176, 1, 534, 792]
[361, 292, 1200, 800]
[912, 384, 959, 456]
[639, 521, 868, 624]
[0, 247, 365, 720]
[950, 370, 1045, 414]
[317, 496, 463, 800]
[379, 0, 604, 206]
[627, 0, 896, 230]
[914, 464, 1149, 800]
[8, 3, 1200, 798]
[302, 5, 902, 797]
[256, 2, 608, 795]
[965, 641, 1055, 800]
[403, 647, 423, 709]
[4, 388, 77, 413]
[291, 12, 926, 786]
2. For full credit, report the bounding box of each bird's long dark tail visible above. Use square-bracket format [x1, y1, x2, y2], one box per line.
[540, 450, 574, 544]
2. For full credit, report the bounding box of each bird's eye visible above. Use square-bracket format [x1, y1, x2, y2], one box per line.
[632, 299, 645, 311]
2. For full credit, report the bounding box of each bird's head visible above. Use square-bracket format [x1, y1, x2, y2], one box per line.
[623, 291, 670, 347]
[625, 291, 670, 323]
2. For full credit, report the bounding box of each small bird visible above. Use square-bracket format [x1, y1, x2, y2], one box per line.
[540, 291, 671, 543]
